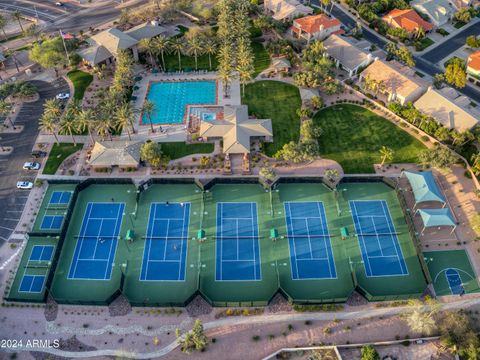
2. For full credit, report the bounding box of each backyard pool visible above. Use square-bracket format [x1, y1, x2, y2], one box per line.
[142, 80, 217, 125]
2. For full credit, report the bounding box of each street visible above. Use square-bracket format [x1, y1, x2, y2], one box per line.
[0, 78, 69, 243]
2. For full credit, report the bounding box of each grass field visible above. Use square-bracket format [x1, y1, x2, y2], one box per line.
[43, 143, 83, 175]
[242, 81, 301, 157]
[160, 142, 214, 159]
[67, 70, 93, 101]
[313, 104, 426, 173]
[415, 37, 434, 51]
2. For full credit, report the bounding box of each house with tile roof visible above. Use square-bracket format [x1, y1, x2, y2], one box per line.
[414, 87, 479, 132]
[467, 51, 480, 79]
[411, 0, 456, 27]
[291, 14, 343, 42]
[382, 8, 433, 33]
[359, 59, 428, 105]
[323, 34, 374, 76]
[264, 0, 313, 21]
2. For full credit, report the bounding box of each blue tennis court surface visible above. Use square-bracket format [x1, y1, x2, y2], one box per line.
[49, 191, 72, 205]
[19, 274, 45, 293]
[140, 203, 190, 281]
[29, 245, 54, 262]
[68, 202, 124, 280]
[40, 215, 64, 230]
[216, 202, 261, 281]
[284, 202, 336, 280]
[446, 268, 464, 295]
[350, 200, 408, 277]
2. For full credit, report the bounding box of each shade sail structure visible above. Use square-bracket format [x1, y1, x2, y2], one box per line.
[404, 171, 445, 205]
[417, 208, 456, 229]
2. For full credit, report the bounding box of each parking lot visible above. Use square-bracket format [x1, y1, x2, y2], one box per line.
[0, 78, 69, 243]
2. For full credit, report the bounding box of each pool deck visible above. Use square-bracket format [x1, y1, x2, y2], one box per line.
[126, 72, 241, 142]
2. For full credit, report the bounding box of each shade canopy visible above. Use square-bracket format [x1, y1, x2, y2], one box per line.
[417, 208, 455, 228]
[404, 171, 445, 205]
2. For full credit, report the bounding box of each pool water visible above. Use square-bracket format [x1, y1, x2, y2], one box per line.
[202, 112, 217, 121]
[143, 81, 217, 125]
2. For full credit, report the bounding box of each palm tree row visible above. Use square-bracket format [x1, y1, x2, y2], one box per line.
[38, 98, 138, 144]
[138, 34, 218, 71]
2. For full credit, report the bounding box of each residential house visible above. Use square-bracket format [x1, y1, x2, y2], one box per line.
[291, 14, 342, 42]
[323, 34, 374, 76]
[414, 87, 479, 132]
[271, 57, 291, 73]
[467, 51, 480, 79]
[411, 0, 457, 27]
[88, 141, 143, 170]
[78, 21, 169, 66]
[382, 9, 433, 33]
[199, 105, 272, 154]
[359, 59, 428, 105]
[264, 0, 313, 21]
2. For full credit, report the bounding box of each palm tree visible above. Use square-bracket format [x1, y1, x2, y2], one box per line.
[39, 113, 59, 144]
[405, 308, 437, 336]
[471, 154, 480, 175]
[0, 99, 14, 128]
[12, 11, 24, 32]
[186, 36, 203, 70]
[236, 39, 254, 95]
[138, 38, 156, 67]
[379, 146, 394, 166]
[0, 14, 8, 40]
[203, 39, 217, 71]
[43, 99, 63, 119]
[414, 26, 426, 40]
[95, 118, 113, 141]
[76, 108, 96, 144]
[169, 37, 184, 70]
[59, 112, 78, 145]
[153, 35, 169, 71]
[143, 100, 156, 133]
[115, 102, 136, 141]
[451, 130, 466, 145]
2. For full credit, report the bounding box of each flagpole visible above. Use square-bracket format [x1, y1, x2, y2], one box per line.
[59, 29, 70, 65]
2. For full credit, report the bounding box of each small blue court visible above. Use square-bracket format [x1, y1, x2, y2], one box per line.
[68, 202, 124, 280]
[350, 200, 408, 277]
[216, 202, 261, 281]
[40, 215, 64, 230]
[49, 191, 72, 205]
[445, 268, 464, 295]
[19, 274, 45, 293]
[29, 245, 54, 262]
[140, 203, 190, 281]
[284, 202, 336, 280]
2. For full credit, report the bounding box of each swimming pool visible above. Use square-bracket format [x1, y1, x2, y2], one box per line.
[142, 81, 217, 125]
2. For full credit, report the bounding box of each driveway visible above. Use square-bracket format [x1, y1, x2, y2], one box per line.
[0, 77, 69, 243]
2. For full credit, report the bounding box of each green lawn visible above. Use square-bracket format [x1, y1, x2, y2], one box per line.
[161, 41, 270, 76]
[67, 70, 93, 101]
[242, 81, 301, 157]
[313, 104, 426, 173]
[160, 142, 214, 159]
[415, 37, 434, 51]
[43, 143, 83, 175]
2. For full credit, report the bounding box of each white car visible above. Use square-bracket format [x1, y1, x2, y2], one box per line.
[16, 181, 34, 190]
[55, 2, 64, 6]
[23, 162, 41, 170]
[56, 93, 70, 100]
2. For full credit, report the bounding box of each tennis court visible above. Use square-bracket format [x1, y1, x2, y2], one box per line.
[350, 200, 408, 277]
[67, 202, 125, 280]
[19, 274, 46, 293]
[140, 202, 190, 281]
[49, 191, 72, 205]
[445, 268, 464, 295]
[215, 202, 261, 281]
[29, 245, 54, 262]
[40, 215, 64, 230]
[284, 202, 336, 280]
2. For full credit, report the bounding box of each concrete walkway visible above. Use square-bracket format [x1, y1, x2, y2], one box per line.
[4, 296, 480, 359]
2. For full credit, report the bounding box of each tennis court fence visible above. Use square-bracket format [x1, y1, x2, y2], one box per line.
[356, 284, 422, 302]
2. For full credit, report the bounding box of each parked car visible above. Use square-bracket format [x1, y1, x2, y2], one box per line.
[23, 162, 41, 170]
[16, 181, 33, 190]
[55, 93, 70, 100]
[31, 150, 47, 158]
[55, 2, 64, 6]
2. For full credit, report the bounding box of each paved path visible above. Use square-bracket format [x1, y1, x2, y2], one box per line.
[4, 296, 480, 359]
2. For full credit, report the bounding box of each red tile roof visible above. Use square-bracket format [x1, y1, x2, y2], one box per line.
[468, 51, 480, 71]
[293, 14, 341, 34]
[382, 8, 433, 32]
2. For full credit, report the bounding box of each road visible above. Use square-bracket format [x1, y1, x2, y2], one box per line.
[0, 0, 80, 23]
[0, 78, 69, 243]
[317, 1, 480, 103]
